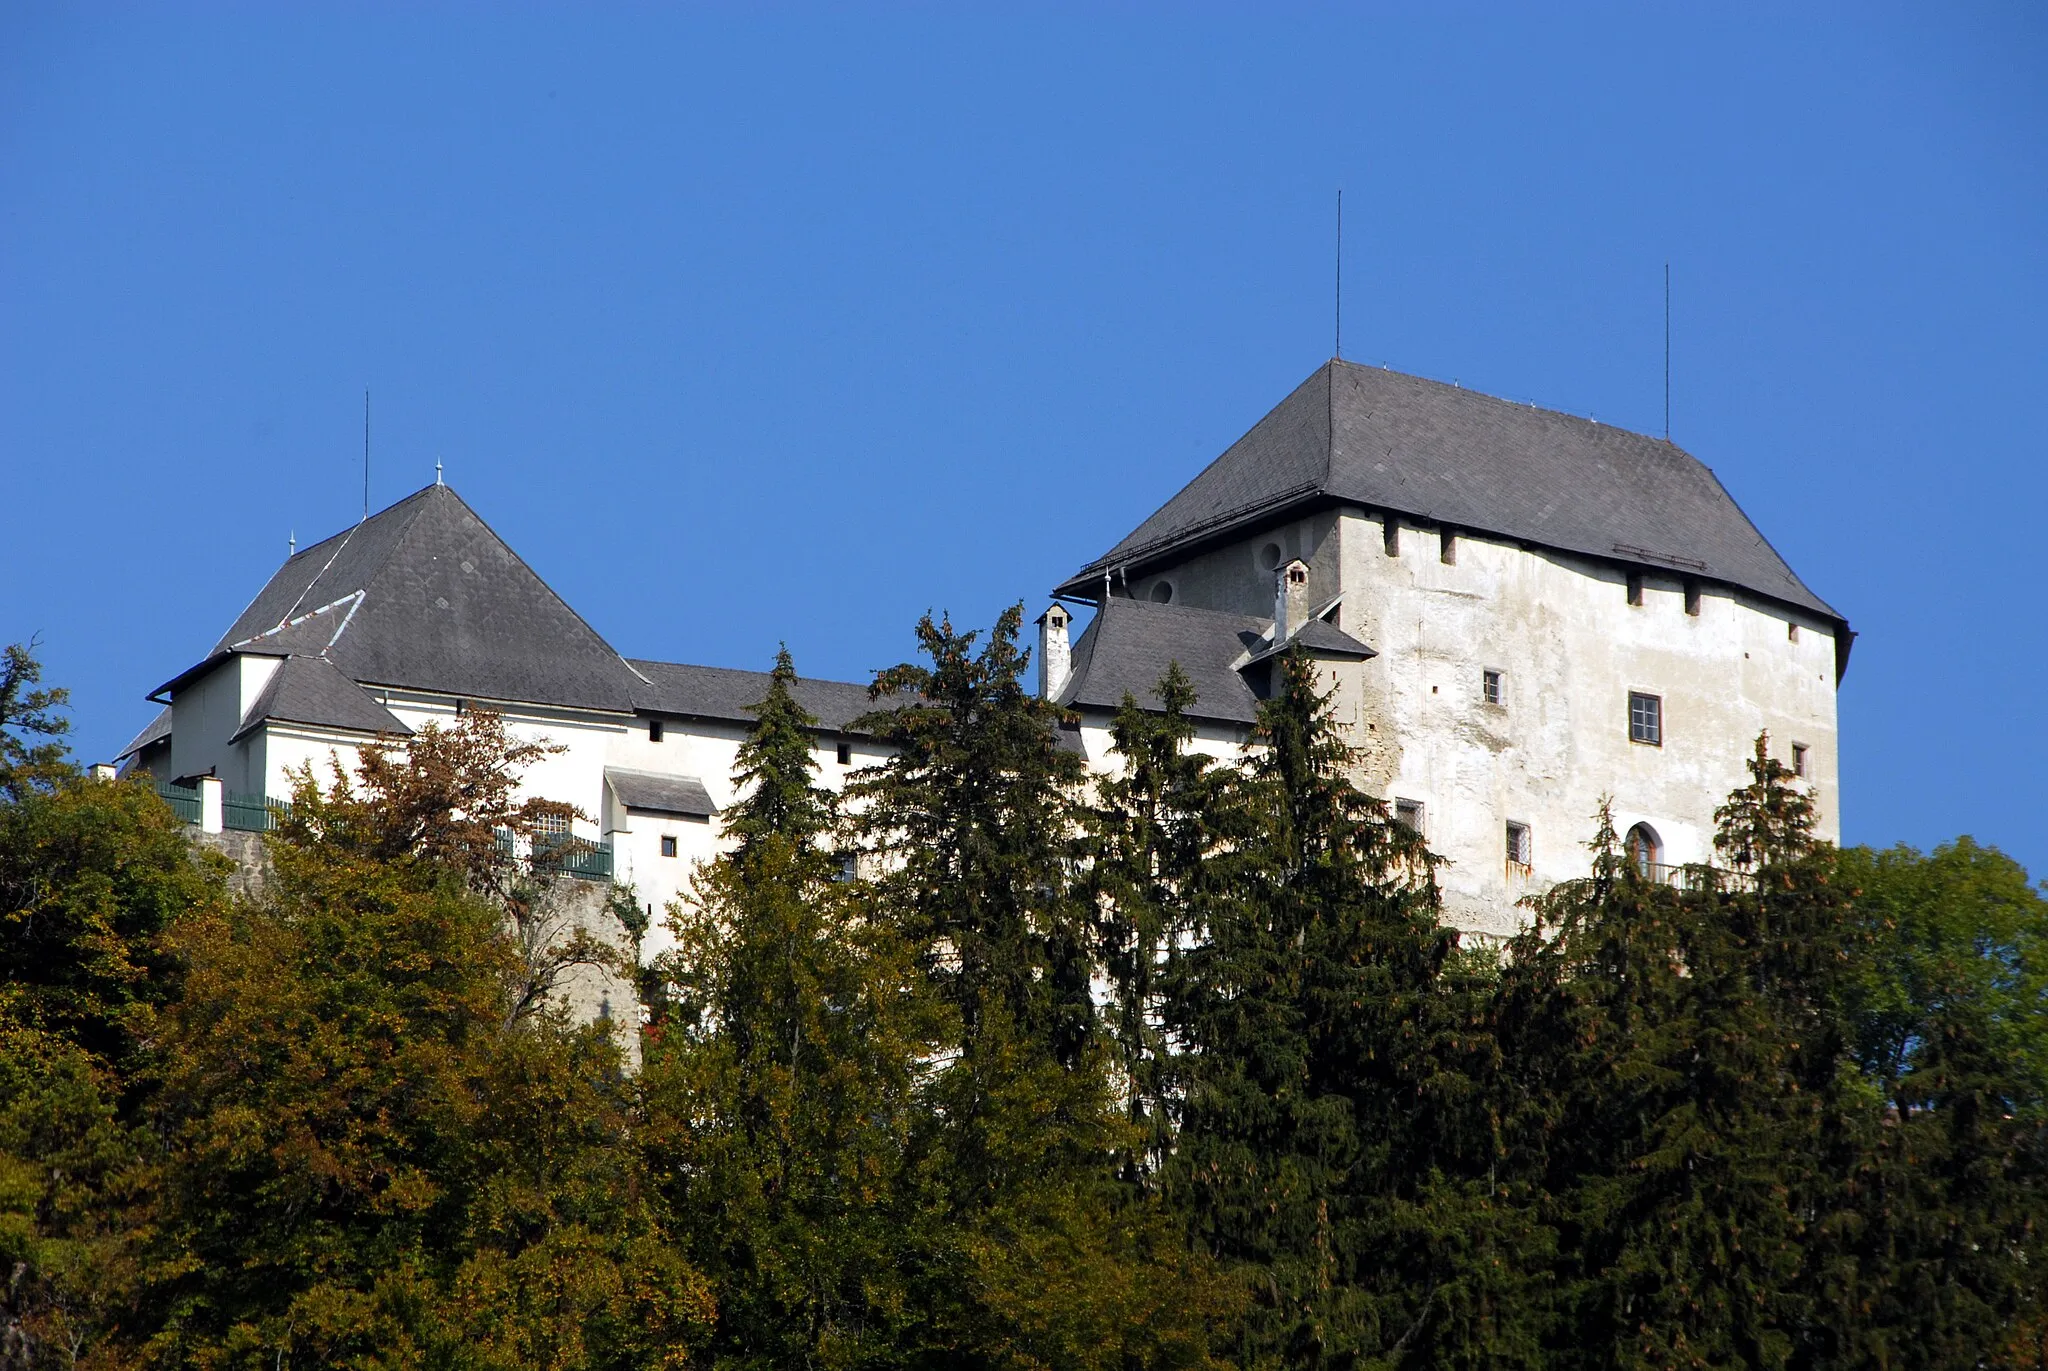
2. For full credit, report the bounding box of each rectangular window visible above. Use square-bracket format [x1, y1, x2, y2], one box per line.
[1788, 622, 1801, 642]
[1439, 529, 1457, 565]
[1628, 691, 1663, 746]
[1626, 571, 1644, 607]
[649, 719, 664, 742]
[659, 835, 678, 858]
[1383, 517, 1400, 557]
[1792, 742, 1809, 777]
[1505, 821, 1531, 868]
[1684, 581, 1701, 617]
[836, 741, 853, 766]
[1395, 798, 1425, 834]
[1482, 669, 1503, 706]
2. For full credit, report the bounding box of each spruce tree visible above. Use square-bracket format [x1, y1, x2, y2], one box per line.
[1499, 738, 1868, 1369]
[1085, 662, 1240, 1184]
[642, 646, 932, 1368]
[851, 608, 1234, 1369]
[1164, 649, 1540, 1367]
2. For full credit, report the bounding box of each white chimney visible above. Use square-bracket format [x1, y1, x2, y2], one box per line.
[1274, 559, 1310, 645]
[1036, 604, 1073, 700]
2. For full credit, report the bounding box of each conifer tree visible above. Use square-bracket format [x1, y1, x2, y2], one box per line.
[1085, 663, 1241, 1183]
[1164, 649, 1541, 1367]
[852, 608, 1234, 1369]
[1499, 738, 1868, 1369]
[643, 646, 935, 1369]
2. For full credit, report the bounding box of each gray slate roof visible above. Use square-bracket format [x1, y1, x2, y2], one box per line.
[1058, 360, 1842, 625]
[606, 768, 718, 818]
[1059, 598, 1374, 726]
[628, 660, 881, 733]
[191, 484, 647, 711]
[230, 655, 413, 744]
[117, 706, 173, 761]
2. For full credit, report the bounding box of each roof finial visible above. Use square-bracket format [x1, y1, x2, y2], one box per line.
[1334, 187, 1343, 361]
[288, 529, 295, 558]
[435, 456, 443, 486]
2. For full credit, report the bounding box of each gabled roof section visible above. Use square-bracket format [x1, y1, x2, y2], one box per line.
[1059, 360, 1842, 625]
[628, 660, 880, 734]
[1058, 597, 1373, 726]
[230, 655, 414, 744]
[606, 768, 718, 819]
[207, 484, 645, 712]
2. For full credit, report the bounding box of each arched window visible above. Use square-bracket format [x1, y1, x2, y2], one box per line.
[1625, 823, 1663, 877]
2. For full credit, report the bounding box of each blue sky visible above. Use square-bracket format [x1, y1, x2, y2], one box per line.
[5, 6, 2044, 872]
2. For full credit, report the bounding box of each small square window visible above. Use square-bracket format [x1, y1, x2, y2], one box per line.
[1482, 669, 1503, 706]
[1383, 517, 1400, 557]
[836, 741, 853, 766]
[1628, 692, 1662, 746]
[1395, 798, 1425, 834]
[660, 835, 678, 858]
[1505, 821, 1531, 867]
[1626, 572, 1644, 607]
[649, 719, 664, 742]
[1792, 742, 1809, 777]
[1684, 581, 1701, 617]
[1439, 529, 1457, 565]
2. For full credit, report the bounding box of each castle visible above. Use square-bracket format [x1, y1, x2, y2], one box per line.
[121, 359, 1847, 947]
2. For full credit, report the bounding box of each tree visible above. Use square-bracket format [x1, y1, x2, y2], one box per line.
[132, 709, 710, 1368]
[288, 706, 623, 1028]
[1084, 663, 1239, 1185]
[1163, 648, 1540, 1368]
[1496, 738, 1870, 1369]
[644, 647, 934, 1369]
[851, 609, 1235, 1369]
[0, 640, 71, 802]
[1835, 838, 2048, 1366]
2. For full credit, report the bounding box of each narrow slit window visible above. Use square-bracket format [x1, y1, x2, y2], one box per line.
[1788, 622, 1801, 642]
[1482, 669, 1503, 706]
[1383, 517, 1400, 557]
[1628, 691, 1662, 746]
[836, 741, 853, 766]
[649, 719, 664, 742]
[1626, 571, 1644, 607]
[1684, 581, 1701, 617]
[1792, 742, 1809, 777]
[1439, 529, 1457, 565]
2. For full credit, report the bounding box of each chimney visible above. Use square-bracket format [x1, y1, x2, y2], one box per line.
[1036, 603, 1072, 700]
[1274, 559, 1310, 645]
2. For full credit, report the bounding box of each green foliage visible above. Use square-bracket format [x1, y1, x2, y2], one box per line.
[7, 633, 2048, 1369]
[0, 640, 72, 802]
[645, 649, 934, 1369]
[851, 609, 1238, 1369]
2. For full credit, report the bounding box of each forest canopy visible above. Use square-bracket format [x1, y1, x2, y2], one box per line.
[2, 625, 2044, 1370]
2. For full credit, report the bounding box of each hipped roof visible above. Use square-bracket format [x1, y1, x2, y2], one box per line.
[1058, 360, 1844, 629]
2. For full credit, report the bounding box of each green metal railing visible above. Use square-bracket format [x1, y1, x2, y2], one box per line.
[224, 791, 292, 832]
[154, 780, 201, 824]
[533, 833, 614, 882]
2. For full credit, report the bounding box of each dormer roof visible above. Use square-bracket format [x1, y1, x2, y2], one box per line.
[1056, 360, 1844, 630]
